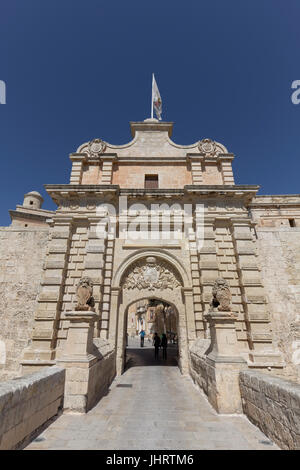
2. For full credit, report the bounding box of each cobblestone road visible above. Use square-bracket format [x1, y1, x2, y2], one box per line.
[25, 338, 279, 450]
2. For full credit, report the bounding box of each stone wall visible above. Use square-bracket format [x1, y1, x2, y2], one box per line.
[256, 227, 300, 379]
[0, 227, 49, 380]
[61, 338, 116, 413]
[189, 338, 211, 398]
[0, 366, 65, 450]
[239, 370, 300, 450]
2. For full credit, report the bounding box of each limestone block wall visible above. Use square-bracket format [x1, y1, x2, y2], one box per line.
[256, 227, 300, 378]
[239, 370, 300, 450]
[85, 338, 115, 411]
[0, 366, 65, 450]
[61, 338, 115, 413]
[189, 338, 211, 397]
[112, 162, 192, 188]
[0, 227, 49, 381]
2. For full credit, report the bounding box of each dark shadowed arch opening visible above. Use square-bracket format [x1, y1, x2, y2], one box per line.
[124, 297, 179, 370]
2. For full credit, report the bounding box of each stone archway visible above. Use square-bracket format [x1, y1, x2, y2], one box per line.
[110, 253, 193, 376]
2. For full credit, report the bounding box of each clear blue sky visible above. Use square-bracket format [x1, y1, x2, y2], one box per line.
[0, 0, 299, 225]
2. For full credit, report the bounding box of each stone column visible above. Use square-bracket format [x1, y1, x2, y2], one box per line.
[203, 310, 246, 413]
[57, 310, 98, 413]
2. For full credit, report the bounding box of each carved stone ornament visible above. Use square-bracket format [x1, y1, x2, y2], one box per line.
[88, 138, 106, 158]
[198, 138, 217, 156]
[210, 277, 232, 312]
[123, 256, 181, 291]
[75, 277, 95, 311]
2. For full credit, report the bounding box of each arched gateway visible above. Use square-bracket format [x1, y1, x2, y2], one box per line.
[15, 118, 286, 417]
[110, 251, 193, 375]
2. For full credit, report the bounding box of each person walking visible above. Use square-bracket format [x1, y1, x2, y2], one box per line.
[139, 329, 146, 347]
[161, 333, 168, 360]
[153, 332, 161, 359]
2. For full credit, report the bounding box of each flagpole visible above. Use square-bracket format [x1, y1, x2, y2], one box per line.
[151, 73, 154, 119]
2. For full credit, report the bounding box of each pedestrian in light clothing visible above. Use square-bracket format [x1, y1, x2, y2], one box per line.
[139, 329, 146, 347]
[161, 333, 168, 360]
[153, 332, 161, 359]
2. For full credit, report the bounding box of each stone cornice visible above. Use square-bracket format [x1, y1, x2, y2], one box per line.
[9, 210, 54, 222]
[250, 194, 300, 208]
[115, 156, 188, 163]
[184, 185, 259, 194]
[45, 184, 120, 193]
[14, 205, 55, 216]
[45, 184, 120, 205]
[187, 153, 234, 162]
[44, 184, 260, 204]
[69, 153, 88, 162]
[130, 120, 174, 137]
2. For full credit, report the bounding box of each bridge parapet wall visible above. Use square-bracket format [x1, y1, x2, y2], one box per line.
[239, 370, 300, 449]
[0, 366, 65, 450]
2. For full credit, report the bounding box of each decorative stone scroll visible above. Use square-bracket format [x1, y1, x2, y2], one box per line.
[198, 138, 217, 156]
[210, 277, 232, 312]
[123, 256, 181, 291]
[88, 138, 106, 158]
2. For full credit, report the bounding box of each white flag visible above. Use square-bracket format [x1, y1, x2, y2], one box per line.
[152, 74, 162, 120]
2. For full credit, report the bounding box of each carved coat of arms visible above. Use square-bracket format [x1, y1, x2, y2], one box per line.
[123, 257, 180, 291]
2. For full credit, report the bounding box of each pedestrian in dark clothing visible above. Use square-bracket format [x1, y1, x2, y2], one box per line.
[153, 332, 161, 359]
[161, 333, 168, 359]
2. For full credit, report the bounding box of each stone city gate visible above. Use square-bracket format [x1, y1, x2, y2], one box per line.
[111, 252, 192, 375]
[2, 118, 300, 449]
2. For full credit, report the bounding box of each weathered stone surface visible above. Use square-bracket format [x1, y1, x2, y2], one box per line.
[240, 370, 300, 449]
[0, 228, 49, 381]
[255, 227, 300, 379]
[0, 366, 65, 450]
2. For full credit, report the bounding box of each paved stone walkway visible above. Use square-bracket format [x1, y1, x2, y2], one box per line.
[25, 338, 279, 450]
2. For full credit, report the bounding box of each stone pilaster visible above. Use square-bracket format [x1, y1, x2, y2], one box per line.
[187, 226, 200, 339]
[69, 154, 87, 184]
[203, 310, 247, 413]
[109, 287, 121, 344]
[214, 216, 246, 348]
[231, 219, 284, 367]
[182, 288, 196, 341]
[188, 155, 204, 184]
[218, 155, 235, 185]
[101, 233, 115, 338]
[57, 310, 98, 413]
[100, 155, 117, 184]
[199, 217, 219, 337]
[84, 220, 106, 337]
[21, 217, 74, 374]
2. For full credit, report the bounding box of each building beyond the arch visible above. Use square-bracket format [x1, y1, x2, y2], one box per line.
[0, 118, 300, 385]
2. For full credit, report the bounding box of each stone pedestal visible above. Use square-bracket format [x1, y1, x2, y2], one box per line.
[57, 310, 99, 413]
[203, 311, 246, 414]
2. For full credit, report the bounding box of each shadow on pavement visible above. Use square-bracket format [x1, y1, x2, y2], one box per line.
[124, 344, 178, 370]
